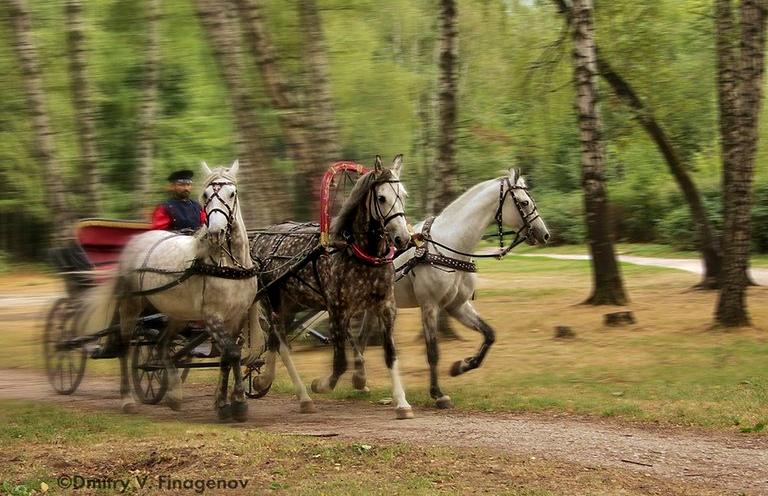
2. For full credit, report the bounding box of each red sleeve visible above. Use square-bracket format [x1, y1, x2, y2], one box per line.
[151, 205, 172, 230]
[200, 208, 207, 226]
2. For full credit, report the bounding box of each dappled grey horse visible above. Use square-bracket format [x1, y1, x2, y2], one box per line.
[250, 156, 415, 418]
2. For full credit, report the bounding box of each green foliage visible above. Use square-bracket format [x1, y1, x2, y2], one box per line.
[3, 0, 768, 256]
[657, 189, 724, 251]
[534, 190, 585, 245]
[751, 183, 768, 252]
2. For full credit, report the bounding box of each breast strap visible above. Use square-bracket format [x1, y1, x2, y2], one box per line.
[396, 216, 477, 280]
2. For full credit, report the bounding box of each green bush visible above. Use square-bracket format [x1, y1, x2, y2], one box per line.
[536, 190, 586, 245]
[752, 183, 768, 252]
[657, 191, 723, 251]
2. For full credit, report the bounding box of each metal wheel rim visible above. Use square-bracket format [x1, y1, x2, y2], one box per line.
[43, 298, 87, 395]
[131, 338, 168, 404]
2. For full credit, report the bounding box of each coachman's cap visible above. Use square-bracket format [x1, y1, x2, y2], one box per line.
[168, 170, 194, 184]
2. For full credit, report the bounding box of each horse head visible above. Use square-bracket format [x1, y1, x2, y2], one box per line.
[331, 155, 410, 252]
[502, 168, 549, 245]
[370, 155, 410, 251]
[200, 159, 241, 248]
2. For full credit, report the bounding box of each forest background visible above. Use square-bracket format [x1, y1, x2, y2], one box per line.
[1, 0, 767, 260]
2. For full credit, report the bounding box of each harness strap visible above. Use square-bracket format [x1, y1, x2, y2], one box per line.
[396, 216, 478, 280]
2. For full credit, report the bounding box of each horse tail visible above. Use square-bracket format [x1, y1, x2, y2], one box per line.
[77, 270, 122, 337]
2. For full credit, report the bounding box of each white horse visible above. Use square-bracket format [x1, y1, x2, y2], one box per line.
[83, 160, 261, 421]
[353, 169, 550, 408]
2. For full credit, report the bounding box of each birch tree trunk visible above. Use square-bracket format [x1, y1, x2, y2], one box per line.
[194, 0, 279, 227]
[134, 0, 161, 209]
[554, 0, 722, 289]
[715, 0, 767, 326]
[5, 0, 73, 241]
[570, 0, 628, 305]
[433, 0, 459, 213]
[298, 0, 341, 169]
[233, 0, 318, 220]
[66, 0, 102, 216]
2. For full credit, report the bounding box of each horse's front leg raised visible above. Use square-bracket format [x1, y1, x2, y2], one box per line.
[446, 301, 496, 376]
[311, 308, 348, 393]
[380, 304, 413, 419]
[421, 304, 452, 409]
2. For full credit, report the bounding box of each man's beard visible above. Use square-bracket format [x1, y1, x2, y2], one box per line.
[174, 190, 191, 200]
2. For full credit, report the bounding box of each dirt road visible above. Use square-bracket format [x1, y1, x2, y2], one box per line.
[1, 369, 765, 495]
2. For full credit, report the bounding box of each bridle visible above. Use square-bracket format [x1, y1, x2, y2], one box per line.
[202, 179, 248, 268]
[492, 175, 541, 257]
[342, 177, 407, 266]
[420, 174, 541, 260]
[369, 178, 406, 229]
[203, 180, 238, 230]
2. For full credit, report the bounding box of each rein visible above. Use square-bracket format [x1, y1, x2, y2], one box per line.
[397, 177, 540, 279]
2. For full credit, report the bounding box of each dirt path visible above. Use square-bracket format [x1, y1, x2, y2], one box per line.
[520, 253, 768, 284]
[1, 369, 765, 495]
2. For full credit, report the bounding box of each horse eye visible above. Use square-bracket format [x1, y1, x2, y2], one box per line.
[229, 191, 235, 199]
[378, 195, 386, 203]
[203, 192, 209, 200]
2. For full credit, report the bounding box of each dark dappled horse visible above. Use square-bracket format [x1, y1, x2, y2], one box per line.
[250, 156, 415, 419]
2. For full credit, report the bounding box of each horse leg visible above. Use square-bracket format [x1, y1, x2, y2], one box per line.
[446, 301, 496, 376]
[350, 311, 373, 393]
[118, 296, 142, 414]
[164, 320, 185, 411]
[207, 317, 232, 421]
[421, 304, 452, 409]
[225, 328, 248, 423]
[311, 309, 348, 393]
[380, 304, 413, 419]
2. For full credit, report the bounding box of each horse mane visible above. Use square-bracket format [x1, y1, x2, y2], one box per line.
[330, 169, 393, 239]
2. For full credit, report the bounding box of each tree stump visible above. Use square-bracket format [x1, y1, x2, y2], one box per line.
[554, 326, 575, 339]
[604, 311, 635, 326]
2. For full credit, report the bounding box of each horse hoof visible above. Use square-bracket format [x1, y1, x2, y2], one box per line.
[122, 402, 138, 414]
[167, 398, 183, 411]
[352, 373, 368, 391]
[435, 396, 453, 409]
[300, 401, 316, 414]
[217, 404, 233, 422]
[395, 407, 414, 420]
[232, 402, 248, 422]
[311, 378, 330, 394]
[449, 360, 464, 377]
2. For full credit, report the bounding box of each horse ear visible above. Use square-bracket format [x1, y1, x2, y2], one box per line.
[228, 159, 240, 177]
[374, 155, 383, 173]
[391, 154, 403, 177]
[201, 160, 212, 176]
[514, 168, 522, 183]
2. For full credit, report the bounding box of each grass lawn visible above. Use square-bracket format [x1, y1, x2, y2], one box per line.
[1, 254, 767, 432]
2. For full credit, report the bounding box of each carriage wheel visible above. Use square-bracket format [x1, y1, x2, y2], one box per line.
[244, 364, 272, 399]
[131, 336, 169, 405]
[43, 297, 87, 395]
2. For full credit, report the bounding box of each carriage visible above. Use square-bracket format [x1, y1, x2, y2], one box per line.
[42, 162, 370, 405]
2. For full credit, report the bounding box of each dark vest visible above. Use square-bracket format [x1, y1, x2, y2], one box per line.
[163, 198, 203, 231]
